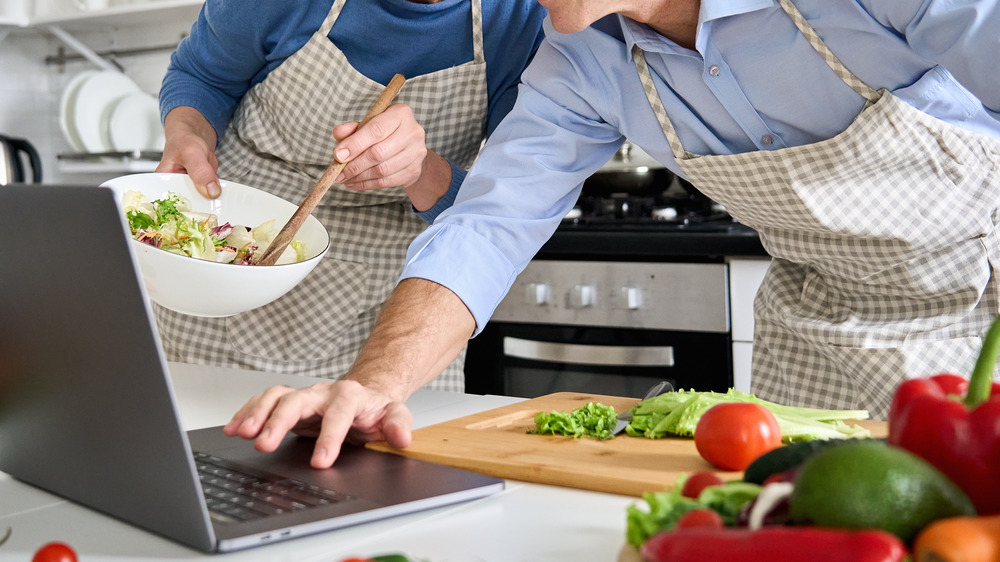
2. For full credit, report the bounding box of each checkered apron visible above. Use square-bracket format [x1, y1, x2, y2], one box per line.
[633, 0, 1000, 418]
[153, 0, 488, 391]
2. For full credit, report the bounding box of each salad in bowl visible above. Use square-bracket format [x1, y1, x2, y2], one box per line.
[122, 190, 306, 266]
[102, 173, 330, 317]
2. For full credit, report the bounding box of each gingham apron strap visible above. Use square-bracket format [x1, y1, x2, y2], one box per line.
[632, 45, 689, 161]
[470, 0, 485, 64]
[319, 0, 349, 37]
[775, 0, 880, 106]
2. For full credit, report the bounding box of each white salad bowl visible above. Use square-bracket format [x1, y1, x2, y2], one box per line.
[102, 173, 331, 318]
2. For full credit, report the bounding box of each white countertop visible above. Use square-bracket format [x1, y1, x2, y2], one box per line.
[0, 363, 637, 561]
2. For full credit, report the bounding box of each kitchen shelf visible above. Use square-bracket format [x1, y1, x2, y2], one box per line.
[0, 0, 200, 57]
[2, 0, 202, 30]
[57, 150, 162, 174]
[0, 16, 27, 27]
[31, 0, 202, 30]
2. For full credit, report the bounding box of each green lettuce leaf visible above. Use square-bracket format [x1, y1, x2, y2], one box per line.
[625, 475, 762, 547]
[625, 388, 871, 442]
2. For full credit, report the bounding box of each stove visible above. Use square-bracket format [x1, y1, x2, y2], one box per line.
[543, 183, 766, 259]
[464, 166, 770, 399]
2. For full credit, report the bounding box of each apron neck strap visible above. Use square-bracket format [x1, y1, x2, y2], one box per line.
[320, 0, 348, 37]
[469, 0, 485, 64]
[632, 45, 689, 161]
[775, 0, 880, 104]
[632, 0, 882, 160]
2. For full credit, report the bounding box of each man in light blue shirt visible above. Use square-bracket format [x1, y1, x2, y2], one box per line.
[227, 0, 1000, 468]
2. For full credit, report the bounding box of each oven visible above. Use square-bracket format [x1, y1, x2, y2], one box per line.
[464, 144, 770, 399]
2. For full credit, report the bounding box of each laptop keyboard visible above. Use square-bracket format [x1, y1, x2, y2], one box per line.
[194, 452, 352, 523]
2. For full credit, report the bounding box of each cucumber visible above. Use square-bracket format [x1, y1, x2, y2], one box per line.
[743, 438, 884, 485]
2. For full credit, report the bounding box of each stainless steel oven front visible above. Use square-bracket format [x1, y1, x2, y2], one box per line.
[464, 259, 735, 398]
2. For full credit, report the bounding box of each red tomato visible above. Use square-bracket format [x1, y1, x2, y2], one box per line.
[694, 403, 781, 471]
[675, 507, 724, 529]
[32, 542, 78, 562]
[679, 471, 726, 499]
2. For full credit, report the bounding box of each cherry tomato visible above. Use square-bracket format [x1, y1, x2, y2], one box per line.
[679, 470, 726, 499]
[694, 403, 781, 471]
[675, 507, 724, 529]
[32, 542, 78, 562]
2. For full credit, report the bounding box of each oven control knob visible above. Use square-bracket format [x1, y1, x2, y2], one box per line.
[526, 282, 550, 305]
[621, 286, 643, 310]
[570, 284, 597, 308]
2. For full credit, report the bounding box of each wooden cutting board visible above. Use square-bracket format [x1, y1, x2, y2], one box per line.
[367, 392, 886, 497]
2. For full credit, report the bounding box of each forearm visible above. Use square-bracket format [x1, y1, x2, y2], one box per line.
[344, 278, 475, 400]
[404, 150, 453, 212]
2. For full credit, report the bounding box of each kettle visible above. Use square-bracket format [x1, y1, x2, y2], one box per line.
[0, 134, 43, 185]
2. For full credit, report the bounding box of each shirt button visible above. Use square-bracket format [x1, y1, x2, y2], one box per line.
[708, 65, 721, 76]
[761, 134, 774, 145]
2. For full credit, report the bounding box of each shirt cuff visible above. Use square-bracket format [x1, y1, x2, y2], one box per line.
[414, 163, 465, 224]
[400, 223, 518, 337]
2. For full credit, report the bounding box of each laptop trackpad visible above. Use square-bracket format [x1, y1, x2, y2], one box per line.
[187, 426, 478, 506]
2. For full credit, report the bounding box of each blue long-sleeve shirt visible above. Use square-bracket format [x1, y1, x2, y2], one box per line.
[159, 0, 546, 220]
[401, 0, 1000, 335]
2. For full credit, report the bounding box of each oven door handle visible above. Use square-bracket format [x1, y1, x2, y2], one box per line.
[502, 337, 675, 367]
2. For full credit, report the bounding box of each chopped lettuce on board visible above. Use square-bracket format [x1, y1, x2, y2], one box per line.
[528, 402, 618, 440]
[625, 388, 871, 442]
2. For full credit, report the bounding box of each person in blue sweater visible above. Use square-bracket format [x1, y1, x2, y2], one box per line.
[154, 0, 546, 389]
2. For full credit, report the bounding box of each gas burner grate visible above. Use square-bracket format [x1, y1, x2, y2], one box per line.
[563, 192, 733, 229]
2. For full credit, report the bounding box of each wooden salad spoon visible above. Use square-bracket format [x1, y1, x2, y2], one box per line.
[254, 73, 406, 266]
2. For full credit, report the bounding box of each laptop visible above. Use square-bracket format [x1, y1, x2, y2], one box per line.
[0, 184, 504, 553]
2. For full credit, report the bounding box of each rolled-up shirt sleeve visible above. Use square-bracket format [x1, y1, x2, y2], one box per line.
[401, 223, 519, 331]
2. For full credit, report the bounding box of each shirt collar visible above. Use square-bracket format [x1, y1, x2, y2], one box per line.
[621, 0, 776, 59]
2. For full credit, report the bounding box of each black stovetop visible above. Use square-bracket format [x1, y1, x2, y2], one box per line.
[540, 189, 768, 260]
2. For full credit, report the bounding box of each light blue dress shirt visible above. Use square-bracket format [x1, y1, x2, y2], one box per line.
[401, 0, 1000, 335]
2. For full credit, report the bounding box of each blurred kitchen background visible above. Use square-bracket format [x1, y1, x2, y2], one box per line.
[0, 0, 198, 184]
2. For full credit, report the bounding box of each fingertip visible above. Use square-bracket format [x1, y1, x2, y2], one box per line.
[332, 121, 358, 141]
[241, 420, 261, 439]
[310, 446, 337, 469]
[384, 420, 412, 449]
[389, 429, 412, 449]
[253, 425, 281, 453]
[205, 180, 221, 198]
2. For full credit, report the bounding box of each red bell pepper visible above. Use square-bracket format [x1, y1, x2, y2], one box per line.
[888, 316, 1000, 515]
[640, 527, 906, 562]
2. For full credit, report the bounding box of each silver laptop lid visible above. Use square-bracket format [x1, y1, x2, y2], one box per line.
[0, 185, 217, 552]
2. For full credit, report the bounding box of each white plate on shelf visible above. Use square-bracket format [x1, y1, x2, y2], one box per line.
[71, 70, 141, 153]
[108, 92, 164, 151]
[59, 69, 98, 152]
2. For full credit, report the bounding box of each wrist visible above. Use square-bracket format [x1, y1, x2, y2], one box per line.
[405, 151, 452, 212]
[163, 106, 217, 148]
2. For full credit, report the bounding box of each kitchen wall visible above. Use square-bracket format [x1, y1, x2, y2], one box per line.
[0, 4, 195, 184]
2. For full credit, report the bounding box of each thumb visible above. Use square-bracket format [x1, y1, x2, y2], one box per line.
[382, 401, 414, 449]
[186, 161, 221, 199]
